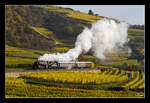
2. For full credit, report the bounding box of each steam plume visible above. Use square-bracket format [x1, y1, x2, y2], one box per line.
[38, 19, 129, 62]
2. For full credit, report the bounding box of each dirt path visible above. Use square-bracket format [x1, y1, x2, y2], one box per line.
[6, 71, 37, 77]
[5, 69, 101, 77]
[5, 69, 62, 77]
[5, 72, 21, 77]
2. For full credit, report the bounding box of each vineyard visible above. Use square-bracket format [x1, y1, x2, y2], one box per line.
[5, 45, 52, 68]
[5, 5, 144, 98]
[38, 5, 104, 24]
[5, 29, 144, 97]
[30, 26, 62, 44]
[6, 69, 144, 97]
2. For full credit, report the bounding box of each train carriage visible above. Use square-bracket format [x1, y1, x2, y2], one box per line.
[32, 60, 94, 69]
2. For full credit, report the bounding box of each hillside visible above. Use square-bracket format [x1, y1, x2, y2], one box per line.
[6, 5, 113, 51]
[5, 5, 144, 64]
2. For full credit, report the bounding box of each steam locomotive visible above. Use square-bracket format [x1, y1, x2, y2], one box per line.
[32, 60, 94, 69]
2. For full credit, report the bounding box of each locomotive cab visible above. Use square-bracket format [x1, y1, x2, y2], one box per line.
[32, 61, 40, 69]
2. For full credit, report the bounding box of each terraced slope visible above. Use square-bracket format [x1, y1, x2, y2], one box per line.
[5, 70, 144, 97]
[122, 72, 144, 89]
[38, 5, 116, 24]
[30, 26, 63, 44]
[6, 45, 52, 67]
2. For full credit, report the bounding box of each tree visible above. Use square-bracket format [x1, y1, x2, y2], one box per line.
[95, 14, 99, 16]
[88, 10, 94, 15]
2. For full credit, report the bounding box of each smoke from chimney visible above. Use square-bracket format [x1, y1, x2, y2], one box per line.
[38, 19, 130, 62]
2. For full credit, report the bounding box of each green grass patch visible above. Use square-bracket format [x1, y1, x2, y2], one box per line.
[128, 28, 144, 36]
[5, 57, 35, 68]
[5, 45, 54, 68]
[5, 68, 33, 72]
[6, 45, 52, 58]
[99, 59, 138, 66]
[52, 47, 70, 52]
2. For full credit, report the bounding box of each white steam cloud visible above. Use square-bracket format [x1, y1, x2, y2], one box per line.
[38, 19, 129, 62]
